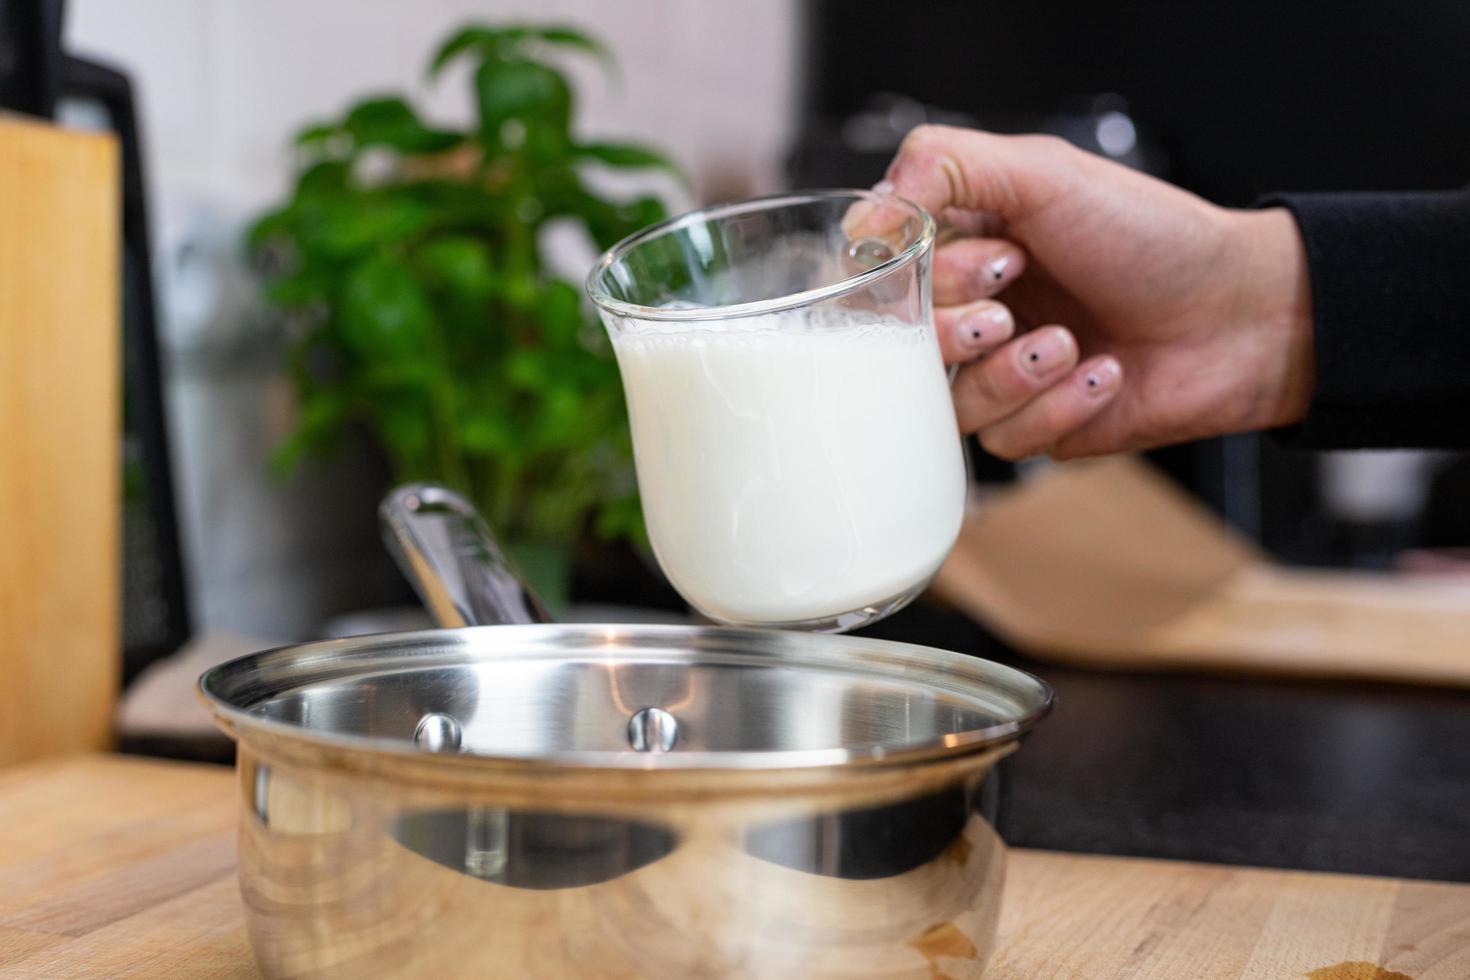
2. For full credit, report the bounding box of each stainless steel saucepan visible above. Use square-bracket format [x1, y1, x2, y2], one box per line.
[200, 484, 1053, 979]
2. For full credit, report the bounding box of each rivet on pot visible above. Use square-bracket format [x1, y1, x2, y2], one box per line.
[627, 707, 679, 753]
[414, 712, 463, 752]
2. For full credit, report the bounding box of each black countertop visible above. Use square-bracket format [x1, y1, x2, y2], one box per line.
[858, 604, 1470, 883]
[998, 661, 1470, 882]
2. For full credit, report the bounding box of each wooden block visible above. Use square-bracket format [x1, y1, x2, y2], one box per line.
[0, 114, 121, 766]
[933, 456, 1470, 688]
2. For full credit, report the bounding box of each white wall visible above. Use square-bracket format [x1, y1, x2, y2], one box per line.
[68, 0, 798, 225]
[67, 1, 799, 640]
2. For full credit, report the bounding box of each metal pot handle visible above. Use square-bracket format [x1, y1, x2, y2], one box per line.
[379, 483, 552, 628]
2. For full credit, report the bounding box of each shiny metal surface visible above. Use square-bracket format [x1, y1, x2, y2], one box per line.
[234, 742, 1010, 978]
[380, 483, 551, 629]
[202, 624, 1049, 772]
[412, 712, 462, 753]
[204, 625, 1049, 977]
[627, 706, 679, 753]
[203, 482, 1051, 977]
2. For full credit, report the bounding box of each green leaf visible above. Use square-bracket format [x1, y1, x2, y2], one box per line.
[299, 197, 433, 258]
[344, 96, 461, 154]
[526, 164, 583, 208]
[617, 195, 670, 233]
[398, 177, 508, 230]
[459, 411, 516, 455]
[498, 273, 536, 312]
[339, 254, 434, 359]
[427, 25, 502, 79]
[272, 389, 349, 476]
[359, 359, 440, 393]
[562, 194, 620, 250]
[531, 27, 609, 59]
[374, 394, 433, 463]
[505, 25, 613, 75]
[416, 236, 497, 300]
[249, 161, 354, 254]
[271, 435, 311, 479]
[295, 159, 353, 199]
[562, 192, 668, 251]
[245, 206, 295, 254]
[474, 58, 571, 147]
[431, 24, 613, 79]
[263, 268, 331, 307]
[294, 121, 342, 148]
[535, 279, 583, 347]
[532, 384, 584, 449]
[505, 347, 550, 391]
[254, 19, 663, 553]
[576, 142, 685, 184]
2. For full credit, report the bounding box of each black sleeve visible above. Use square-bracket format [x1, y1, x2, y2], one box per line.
[1261, 189, 1470, 449]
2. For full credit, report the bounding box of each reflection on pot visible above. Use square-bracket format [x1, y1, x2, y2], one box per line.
[390, 807, 678, 890]
[235, 747, 1009, 978]
[743, 784, 972, 880]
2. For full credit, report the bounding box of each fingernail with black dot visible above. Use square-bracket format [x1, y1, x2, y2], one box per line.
[1082, 359, 1122, 395]
[957, 304, 1014, 356]
[1020, 329, 1072, 377]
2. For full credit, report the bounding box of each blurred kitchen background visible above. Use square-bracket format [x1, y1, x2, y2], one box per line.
[11, 0, 1468, 666]
[46, 0, 798, 674]
[7, 0, 1470, 879]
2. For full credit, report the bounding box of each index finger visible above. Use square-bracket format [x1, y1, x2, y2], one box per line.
[845, 125, 1070, 239]
[838, 190, 927, 256]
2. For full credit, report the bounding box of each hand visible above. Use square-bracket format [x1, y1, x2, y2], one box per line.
[850, 126, 1315, 459]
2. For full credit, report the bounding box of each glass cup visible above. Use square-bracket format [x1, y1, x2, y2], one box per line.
[586, 190, 964, 632]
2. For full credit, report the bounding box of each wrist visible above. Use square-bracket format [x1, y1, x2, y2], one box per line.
[1223, 206, 1315, 431]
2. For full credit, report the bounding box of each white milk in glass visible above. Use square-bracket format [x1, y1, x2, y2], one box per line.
[612, 309, 965, 624]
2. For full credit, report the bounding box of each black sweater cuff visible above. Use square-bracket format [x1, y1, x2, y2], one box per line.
[1260, 189, 1470, 450]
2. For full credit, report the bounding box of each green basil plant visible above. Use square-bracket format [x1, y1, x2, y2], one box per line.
[248, 24, 682, 605]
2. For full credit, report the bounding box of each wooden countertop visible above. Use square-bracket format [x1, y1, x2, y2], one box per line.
[1, 755, 1465, 978]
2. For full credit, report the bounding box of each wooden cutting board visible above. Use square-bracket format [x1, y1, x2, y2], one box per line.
[0, 114, 121, 766]
[1, 755, 1466, 978]
[932, 457, 1470, 688]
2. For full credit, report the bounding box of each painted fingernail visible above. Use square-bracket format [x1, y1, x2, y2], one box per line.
[1083, 358, 1123, 396]
[872, 179, 896, 195]
[981, 254, 1018, 294]
[1020, 328, 1074, 377]
[957, 305, 1013, 353]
